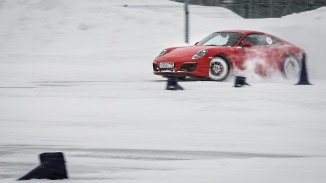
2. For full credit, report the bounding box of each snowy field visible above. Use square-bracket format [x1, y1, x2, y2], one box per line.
[1, 0, 326, 182]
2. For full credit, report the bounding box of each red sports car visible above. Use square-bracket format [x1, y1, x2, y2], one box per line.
[153, 30, 304, 81]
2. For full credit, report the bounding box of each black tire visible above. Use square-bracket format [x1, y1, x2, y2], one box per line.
[208, 56, 231, 81]
[282, 55, 301, 79]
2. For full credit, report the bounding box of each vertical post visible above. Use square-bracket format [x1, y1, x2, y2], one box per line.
[269, 0, 273, 18]
[244, 0, 248, 18]
[249, 0, 253, 18]
[185, 0, 189, 43]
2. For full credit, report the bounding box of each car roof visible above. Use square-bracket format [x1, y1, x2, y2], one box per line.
[218, 30, 265, 35]
[217, 29, 292, 45]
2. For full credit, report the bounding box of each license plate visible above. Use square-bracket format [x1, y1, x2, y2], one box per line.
[159, 62, 174, 69]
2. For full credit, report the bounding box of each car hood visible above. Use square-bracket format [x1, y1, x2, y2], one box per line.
[163, 46, 226, 58]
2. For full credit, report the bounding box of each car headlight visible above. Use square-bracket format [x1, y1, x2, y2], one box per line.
[157, 49, 167, 57]
[192, 49, 208, 59]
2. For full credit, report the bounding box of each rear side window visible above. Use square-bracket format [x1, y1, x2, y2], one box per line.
[265, 36, 282, 45]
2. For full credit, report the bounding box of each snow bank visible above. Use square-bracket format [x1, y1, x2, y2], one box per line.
[0, 1, 325, 79]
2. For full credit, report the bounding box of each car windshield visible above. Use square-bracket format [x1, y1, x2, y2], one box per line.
[197, 32, 242, 47]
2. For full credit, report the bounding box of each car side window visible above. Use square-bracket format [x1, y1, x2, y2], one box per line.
[241, 34, 266, 46]
[241, 34, 282, 47]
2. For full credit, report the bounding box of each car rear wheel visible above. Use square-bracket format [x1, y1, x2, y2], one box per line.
[208, 57, 230, 81]
[282, 55, 301, 79]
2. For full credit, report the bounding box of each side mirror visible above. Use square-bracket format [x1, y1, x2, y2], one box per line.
[242, 42, 253, 48]
[194, 42, 199, 46]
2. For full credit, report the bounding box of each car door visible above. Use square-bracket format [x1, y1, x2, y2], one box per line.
[235, 33, 278, 75]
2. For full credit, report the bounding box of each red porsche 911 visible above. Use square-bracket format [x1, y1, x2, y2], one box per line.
[153, 30, 304, 81]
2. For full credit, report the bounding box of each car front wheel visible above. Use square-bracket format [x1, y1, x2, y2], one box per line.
[208, 57, 230, 81]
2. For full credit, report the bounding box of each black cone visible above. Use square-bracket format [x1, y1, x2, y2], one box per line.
[234, 76, 250, 87]
[166, 77, 184, 90]
[18, 152, 68, 180]
[296, 53, 311, 85]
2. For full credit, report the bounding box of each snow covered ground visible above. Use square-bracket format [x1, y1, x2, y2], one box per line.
[0, 0, 326, 182]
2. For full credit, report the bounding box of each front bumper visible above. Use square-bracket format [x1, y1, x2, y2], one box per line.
[153, 62, 197, 71]
[153, 57, 210, 77]
[153, 62, 198, 77]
